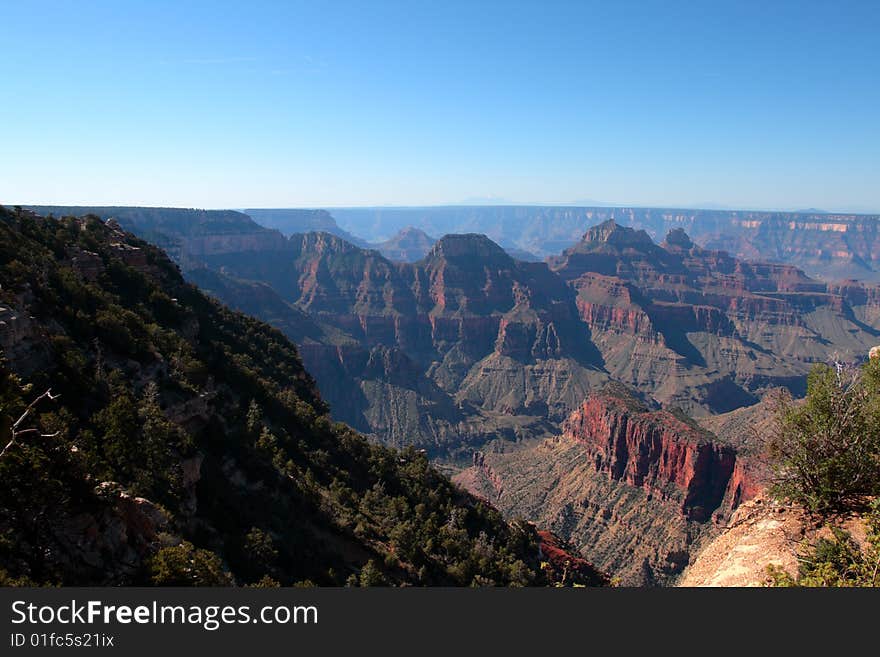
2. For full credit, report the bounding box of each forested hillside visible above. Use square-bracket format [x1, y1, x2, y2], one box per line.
[0, 206, 603, 587]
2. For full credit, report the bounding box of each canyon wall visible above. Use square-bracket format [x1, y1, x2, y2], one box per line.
[328, 205, 880, 281]
[455, 392, 764, 585]
[110, 210, 880, 452]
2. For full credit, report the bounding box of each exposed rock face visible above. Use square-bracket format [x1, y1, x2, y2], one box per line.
[177, 231, 287, 258]
[0, 303, 48, 377]
[548, 220, 880, 415]
[131, 219, 880, 454]
[329, 205, 880, 281]
[0, 304, 35, 353]
[454, 392, 762, 585]
[562, 396, 746, 521]
[67, 246, 104, 280]
[179, 454, 204, 516]
[537, 531, 608, 586]
[108, 242, 150, 271]
[678, 498, 807, 587]
[195, 232, 605, 454]
[185, 267, 348, 348]
[54, 483, 171, 584]
[27, 205, 291, 265]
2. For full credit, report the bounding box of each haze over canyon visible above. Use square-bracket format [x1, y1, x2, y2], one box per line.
[13, 203, 879, 584]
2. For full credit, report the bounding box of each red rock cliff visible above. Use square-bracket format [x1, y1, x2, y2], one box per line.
[562, 395, 757, 521]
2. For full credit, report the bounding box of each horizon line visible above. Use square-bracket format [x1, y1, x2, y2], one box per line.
[8, 201, 880, 217]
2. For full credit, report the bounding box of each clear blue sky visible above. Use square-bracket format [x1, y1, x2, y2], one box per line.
[1, 0, 878, 211]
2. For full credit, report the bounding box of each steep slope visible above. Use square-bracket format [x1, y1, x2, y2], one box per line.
[696, 214, 880, 282]
[25, 205, 289, 266]
[184, 267, 355, 348]
[196, 231, 607, 456]
[677, 498, 807, 587]
[681, 484, 878, 587]
[119, 216, 880, 454]
[549, 220, 880, 415]
[455, 390, 764, 585]
[0, 206, 573, 587]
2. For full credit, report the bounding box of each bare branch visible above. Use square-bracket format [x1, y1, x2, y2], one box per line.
[0, 388, 61, 459]
[12, 389, 60, 431]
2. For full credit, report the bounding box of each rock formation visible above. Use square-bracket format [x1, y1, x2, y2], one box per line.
[328, 205, 880, 281]
[373, 226, 436, 262]
[454, 390, 768, 585]
[192, 231, 606, 454]
[0, 206, 566, 587]
[677, 497, 807, 587]
[97, 211, 880, 455]
[548, 220, 880, 415]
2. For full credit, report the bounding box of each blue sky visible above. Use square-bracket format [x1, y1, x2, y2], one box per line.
[1, 0, 878, 211]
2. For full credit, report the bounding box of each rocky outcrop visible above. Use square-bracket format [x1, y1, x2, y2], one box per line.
[537, 530, 608, 586]
[109, 242, 150, 271]
[455, 392, 763, 585]
[180, 453, 204, 516]
[422, 234, 520, 312]
[67, 246, 104, 280]
[459, 451, 505, 499]
[94, 205, 880, 449]
[678, 498, 807, 587]
[165, 393, 215, 433]
[53, 483, 171, 584]
[0, 303, 49, 377]
[0, 304, 35, 352]
[562, 395, 754, 521]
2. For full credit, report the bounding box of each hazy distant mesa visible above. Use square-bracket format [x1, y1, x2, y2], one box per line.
[29, 204, 880, 282]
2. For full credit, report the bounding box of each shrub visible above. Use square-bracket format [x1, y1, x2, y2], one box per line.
[767, 500, 880, 587]
[148, 541, 234, 586]
[768, 361, 880, 513]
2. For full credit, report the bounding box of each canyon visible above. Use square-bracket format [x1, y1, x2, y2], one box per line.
[181, 217, 880, 445]
[454, 390, 770, 584]
[24, 204, 880, 584]
[329, 205, 880, 281]
[1, 206, 574, 586]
